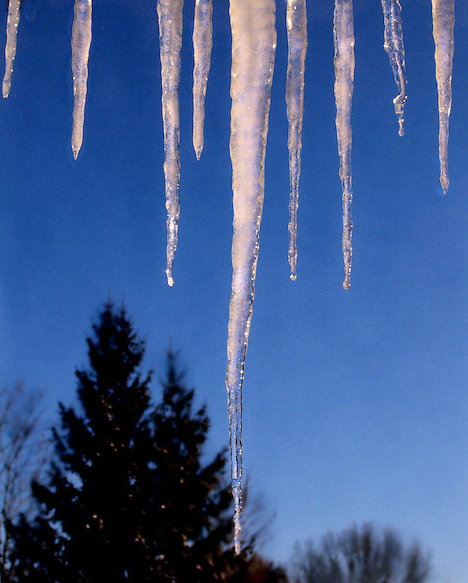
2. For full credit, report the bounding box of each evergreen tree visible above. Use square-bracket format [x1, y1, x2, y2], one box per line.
[9, 303, 279, 583]
[149, 351, 237, 582]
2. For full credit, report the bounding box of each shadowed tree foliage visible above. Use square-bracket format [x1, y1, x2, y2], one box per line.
[8, 303, 286, 583]
[0, 384, 48, 583]
[291, 523, 430, 583]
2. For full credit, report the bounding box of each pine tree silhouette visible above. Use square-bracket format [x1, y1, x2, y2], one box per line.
[8, 303, 257, 582]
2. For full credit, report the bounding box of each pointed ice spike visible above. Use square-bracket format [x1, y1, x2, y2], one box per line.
[227, 0, 276, 554]
[286, 0, 307, 281]
[432, 0, 455, 194]
[193, 0, 213, 160]
[381, 0, 407, 136]
[157, 0, 183, 286]
[333, 0, 354, 290]
[71, 0, 92, 160]
[3, 0, 21, 98]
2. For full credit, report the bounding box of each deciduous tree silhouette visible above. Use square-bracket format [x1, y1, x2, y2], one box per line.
[291, 523, 430, 583]
[0, 384, 47, 583]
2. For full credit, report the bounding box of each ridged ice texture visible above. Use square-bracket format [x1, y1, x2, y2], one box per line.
[227, 0, 276, 554]
[333, 0, 354, 291]
[432, 0, 455, 194]
[381, 0, 407, 136]
[157, 0, 183, 286]
[286, 0, 307, 282]
[2, 0, 21, 98]
[193, 0, 213, 160]
[71, 0, 92, 160]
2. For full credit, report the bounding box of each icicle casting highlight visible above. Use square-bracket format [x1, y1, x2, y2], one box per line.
[432, 0, 455, 194]
[227, 0, 276, 554]
[381, 0, 407, 137]
[1, 0, 458, 552]
[333, 0, 354, 291]
[286, 0, 307, 282]
[71, 0, 92, 160]
[2, 0, 20, 98]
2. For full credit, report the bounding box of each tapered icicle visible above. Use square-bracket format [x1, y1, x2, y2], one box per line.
[193, 0, 213, 160]
[3, 0, 21, 98]
[286, 0, 307, 281]
[157, 0, 183, 287]
[71, 0, 92, 160]
[432, 0, 454, 194]
[333, 0, 354, 291]
[227, 0, 276, 554]
[381, 0, 407, 136]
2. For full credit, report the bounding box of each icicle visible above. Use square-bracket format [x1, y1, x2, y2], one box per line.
[157, 0, 183, 287]
[71, 0, 92, 160]
[3, 0, 21, 98]
[192, 0, 213, 160]
[432, 0, 454, 194]
[227, 0, 276, 554]
[333, 0, 354, 291]
[286, 0, 307, 281]
[381, 0, 407, 136]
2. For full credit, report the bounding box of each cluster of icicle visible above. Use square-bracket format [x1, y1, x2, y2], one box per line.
[2, 0, 456, 553]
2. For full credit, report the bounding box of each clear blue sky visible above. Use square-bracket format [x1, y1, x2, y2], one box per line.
[0, 0, 467, 581]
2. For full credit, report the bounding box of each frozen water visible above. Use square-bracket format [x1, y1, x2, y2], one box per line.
[157, 0, 184, 286]
[193, 0, 213, 160]
[432, 0, 455, 194]
[227, 0, 276, 554]
[381, 0, 407, 136]
[71, 0, 92, 160]
[333, 0, 354, 290]
[2, 0, 21, 98]
[286, 0, 307, 281]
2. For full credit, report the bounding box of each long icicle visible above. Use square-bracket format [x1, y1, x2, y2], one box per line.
[193, 0, 213, 160]
[381, 0, 407, 136]
[71, 0, 92, 160]
[333, 0, 354, 290]
[2, 0, 21, 98]
[286, 0, 307, 281]
[157, 0, 184, 286]
[227, 0, 276, 554]
[432, 0, 455, 194]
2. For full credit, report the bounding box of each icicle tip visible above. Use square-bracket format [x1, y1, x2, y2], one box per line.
[166, 270, 174, 287]
[398, 117, 404, 137]
[440, 173, 449, 195]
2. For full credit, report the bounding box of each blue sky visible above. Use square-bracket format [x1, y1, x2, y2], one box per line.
[0, 0, 467, 581]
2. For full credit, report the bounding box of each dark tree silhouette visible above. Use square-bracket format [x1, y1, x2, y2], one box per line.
[0, 384, 48, 583]
[291, 523, 431, 583]
[8, 303, 283, 583]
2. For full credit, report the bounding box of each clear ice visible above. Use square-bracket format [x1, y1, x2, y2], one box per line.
[381, 0, 407, 136]
[2, 0, 21, 98]
[286, 0, 307, 282]
[227, 0, 276, 554]
[333, 0, 355, 290]
[192, 0, 213, 160]
[157, 0, 184, 287]
[71, 0, 92, 160]
[432, 0, 455, 194]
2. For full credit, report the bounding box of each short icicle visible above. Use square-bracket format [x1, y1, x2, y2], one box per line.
[192, 0, 213, 160]
[333, 0, 354, 290]
[227, 0, 276, 554]
[157, 0, 184, 286]
[3, 0, 21, 98]
[286, 0, 307, 281]
[381, 0, 407, 136]
[432, 0, 455, 194]
[71, 0, 92, 160]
